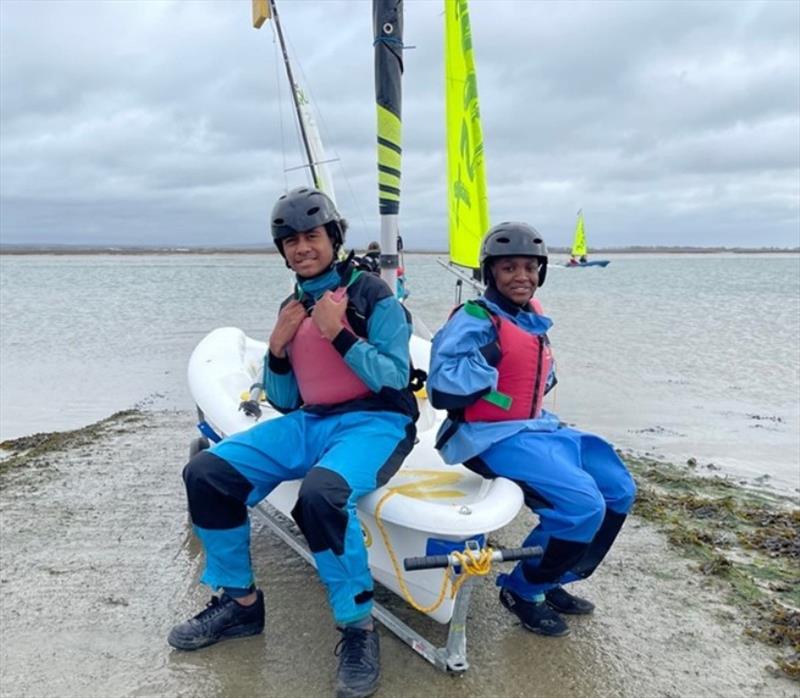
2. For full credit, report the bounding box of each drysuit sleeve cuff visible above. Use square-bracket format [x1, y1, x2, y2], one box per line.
[479, 341, 502, 366]
[268, 350, 292, 375]
[331, 328, 359, 357]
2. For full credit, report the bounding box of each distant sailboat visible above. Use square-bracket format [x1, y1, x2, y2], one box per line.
[564, 210, 610, 268]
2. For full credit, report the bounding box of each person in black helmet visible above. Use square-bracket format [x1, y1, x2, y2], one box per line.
[170, 186, 419, 698]
[358, 240, 382, 274]
[427, 222, 636, 638]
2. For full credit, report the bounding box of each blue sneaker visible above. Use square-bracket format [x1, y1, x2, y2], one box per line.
[334, 626, 380, 698]
[499, 588, 570, 637]
[168, 590, 265, 650]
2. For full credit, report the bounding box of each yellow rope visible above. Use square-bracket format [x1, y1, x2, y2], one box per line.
[373, 489, 495, 614]
[447, 545, 495, 598]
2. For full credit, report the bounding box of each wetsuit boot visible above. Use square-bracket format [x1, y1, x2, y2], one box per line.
[335, 626, 380, 698]
[167, 590, 265, 650]
[499, 588, 569, 637]
[545, 585, 595, 615]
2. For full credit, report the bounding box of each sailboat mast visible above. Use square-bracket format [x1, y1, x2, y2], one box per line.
[373, 0, 403, 290]
[264, 0, 321, 190]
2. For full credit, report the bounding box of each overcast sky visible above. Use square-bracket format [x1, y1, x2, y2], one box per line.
[1, 0, 798, 250]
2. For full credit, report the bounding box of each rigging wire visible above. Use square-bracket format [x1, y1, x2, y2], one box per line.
[284, 27, 371, 241]
[269, 18, 314, 191]
[270, 23, 289, 193]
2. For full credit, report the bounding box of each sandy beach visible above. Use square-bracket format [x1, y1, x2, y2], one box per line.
[0, 409, 797, 698]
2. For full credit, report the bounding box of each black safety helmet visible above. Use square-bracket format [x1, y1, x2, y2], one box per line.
[479, 221, 548, 288]
[270, 186, 345, 257]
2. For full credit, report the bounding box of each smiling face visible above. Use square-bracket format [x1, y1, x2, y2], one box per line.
[281, 226, 335, 278]
[490, 255, 539, 305]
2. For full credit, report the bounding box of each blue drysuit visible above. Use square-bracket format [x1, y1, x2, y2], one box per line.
[428, 287, 636, 599]
[183, 262, 416, 625]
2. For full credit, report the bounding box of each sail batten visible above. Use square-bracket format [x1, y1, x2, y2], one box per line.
[445, 0, 489, 272]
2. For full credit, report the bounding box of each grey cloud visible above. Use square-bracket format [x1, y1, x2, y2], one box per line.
[1, 0, 798, 250]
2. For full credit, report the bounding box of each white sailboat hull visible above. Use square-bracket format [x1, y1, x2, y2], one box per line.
[187, 327, 523, 623]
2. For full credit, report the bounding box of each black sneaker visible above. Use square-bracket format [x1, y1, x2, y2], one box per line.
[499, 588, 570, 637]
[167, 590, 265, 651]
[334, 626, 380, 698]
[545, 586, 595, 615]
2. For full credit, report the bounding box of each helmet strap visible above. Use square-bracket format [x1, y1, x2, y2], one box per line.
[482, 262, 496, 288]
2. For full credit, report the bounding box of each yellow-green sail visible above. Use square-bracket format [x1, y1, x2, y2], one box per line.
[571, 210, 587, 257]
[445, 0, 489, 271]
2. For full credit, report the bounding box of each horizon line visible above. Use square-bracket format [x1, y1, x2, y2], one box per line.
[1, 243, 798, 255]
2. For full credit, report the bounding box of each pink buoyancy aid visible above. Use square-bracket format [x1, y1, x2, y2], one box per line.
[463, 301, 553, 422]
[286, 288, 372, 406]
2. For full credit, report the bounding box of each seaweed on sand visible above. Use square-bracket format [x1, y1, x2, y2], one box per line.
[624, 453, 800, 680]
[0, 410, 144, 473]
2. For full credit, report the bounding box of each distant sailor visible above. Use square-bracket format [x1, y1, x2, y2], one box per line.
[427, 222, 636, 637]
[359, 240, 382, 273]
[168, 186, 418, 698]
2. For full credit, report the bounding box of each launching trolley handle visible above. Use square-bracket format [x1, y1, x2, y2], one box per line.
[403, 545, 543, 572]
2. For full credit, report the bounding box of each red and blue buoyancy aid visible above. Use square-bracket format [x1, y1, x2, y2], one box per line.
[286, 285, 373, 406]
[463, 299, 553, 422]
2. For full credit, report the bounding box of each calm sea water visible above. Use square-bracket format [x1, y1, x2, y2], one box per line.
[1, 252, 798, 492]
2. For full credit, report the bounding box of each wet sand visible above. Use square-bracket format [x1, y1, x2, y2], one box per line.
[0, 410, 796, 698]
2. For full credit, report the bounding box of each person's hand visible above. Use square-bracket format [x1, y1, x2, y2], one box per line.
[238, 400, 262, 419]
[311, 290, 347, 340]
[269, 300, 306, 357]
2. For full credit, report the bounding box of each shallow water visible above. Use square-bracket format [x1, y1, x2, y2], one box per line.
[0, 410, 795, 698]
[1, 252, 798, 491]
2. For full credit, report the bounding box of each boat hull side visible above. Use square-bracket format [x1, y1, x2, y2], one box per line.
[188, 327, 525, 623]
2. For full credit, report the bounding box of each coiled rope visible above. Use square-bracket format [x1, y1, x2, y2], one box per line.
[373, 489, 495, 614]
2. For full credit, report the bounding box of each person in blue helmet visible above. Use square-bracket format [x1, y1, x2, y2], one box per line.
[168, 186, 418, 698]
[427, 221, 636, 637]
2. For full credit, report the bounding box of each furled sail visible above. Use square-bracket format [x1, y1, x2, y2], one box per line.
[254, 0, 337, 204]
[296, 86, 337, 204]
[445, 0, 489, 272]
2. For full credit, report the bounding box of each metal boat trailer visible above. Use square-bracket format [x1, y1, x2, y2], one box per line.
[251, 500, 540, 673]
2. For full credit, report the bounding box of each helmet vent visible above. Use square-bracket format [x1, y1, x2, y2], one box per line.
[533, 238, 542, 244]
[270, 185, 341, 250]
[496, 236, 510, 244]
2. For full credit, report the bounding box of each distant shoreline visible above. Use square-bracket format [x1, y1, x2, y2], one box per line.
[1, 245, 798, 256]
